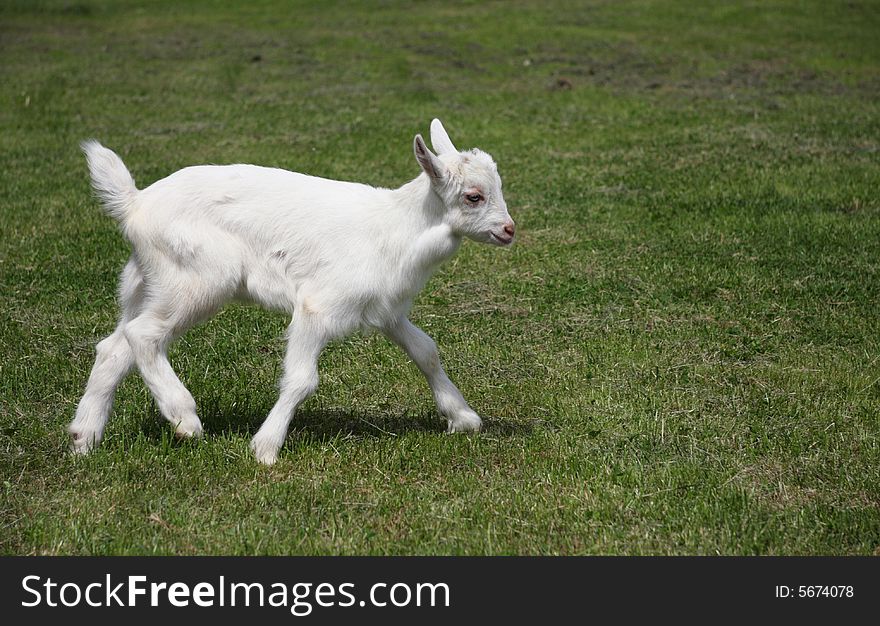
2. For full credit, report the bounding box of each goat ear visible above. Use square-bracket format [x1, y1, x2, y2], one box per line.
[430, 118, 457, 155]
[414, 134, 445, 180]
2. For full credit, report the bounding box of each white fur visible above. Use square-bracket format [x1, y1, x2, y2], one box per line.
[69, 119, 515, 464]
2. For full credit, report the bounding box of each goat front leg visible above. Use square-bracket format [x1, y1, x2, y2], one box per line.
[250, 314, 330, 465]
[383, 317, 482, 433]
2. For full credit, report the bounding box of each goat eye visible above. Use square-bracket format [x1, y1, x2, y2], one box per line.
[465, 193, 482, 203]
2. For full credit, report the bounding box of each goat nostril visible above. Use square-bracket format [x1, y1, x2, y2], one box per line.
[503, 223, 516, 237]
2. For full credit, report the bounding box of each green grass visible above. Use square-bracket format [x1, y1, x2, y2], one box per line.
[2, 0, 879, 555]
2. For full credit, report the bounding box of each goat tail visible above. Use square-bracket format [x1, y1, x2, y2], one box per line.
[80, 140, 139, 223]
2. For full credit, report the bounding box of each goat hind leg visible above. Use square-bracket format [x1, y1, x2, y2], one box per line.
[69, 258, 144, 453]
[124, 238, 239, 441]
[124, 303, 209, 440]
[69, 328, 136, 453]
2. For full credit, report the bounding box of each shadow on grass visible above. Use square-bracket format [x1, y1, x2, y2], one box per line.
[137, 405, 535, 446]
[289, 409, 535, 440]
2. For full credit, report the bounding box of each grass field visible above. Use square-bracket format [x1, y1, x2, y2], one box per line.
[1, 0, 879, 555]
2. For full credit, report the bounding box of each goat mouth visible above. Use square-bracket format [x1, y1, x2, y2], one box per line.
[490, 231, 514, 246]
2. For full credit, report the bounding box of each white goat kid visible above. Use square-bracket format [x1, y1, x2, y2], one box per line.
[69, 119, 515, 464]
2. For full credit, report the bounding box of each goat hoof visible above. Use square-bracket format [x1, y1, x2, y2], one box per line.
[447, 413, 483, 433]
[250, 435, 280, 465]
[68, 423, 101, 455]
[173, 417, 203, 439]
